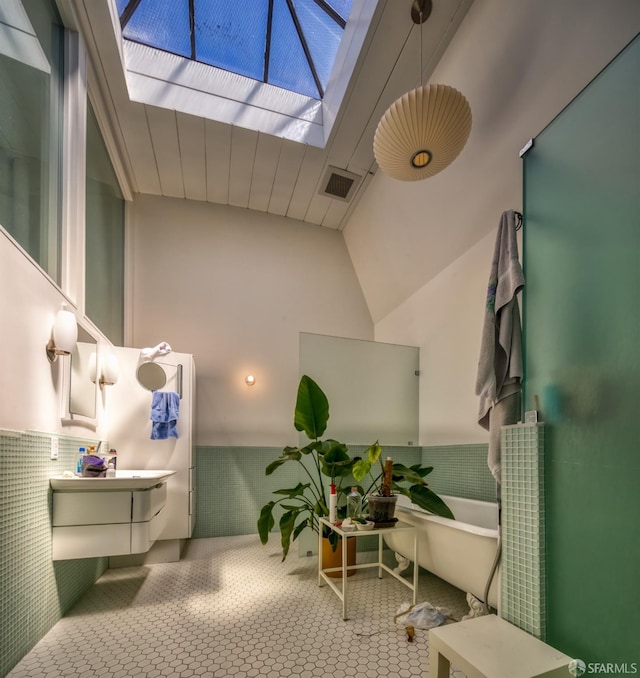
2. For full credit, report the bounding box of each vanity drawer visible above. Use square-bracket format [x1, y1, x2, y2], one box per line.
[52, 524, 131, 560]
[52, 491, 132, 526]
[131, 483, 167, 522]
[51, 485, 169, 560]
[131, 508, 167, 554]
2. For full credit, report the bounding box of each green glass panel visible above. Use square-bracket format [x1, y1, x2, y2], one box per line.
[85, 104, 124, 344]
[0, 0, 63, 281]
[523, 35, 640, 662]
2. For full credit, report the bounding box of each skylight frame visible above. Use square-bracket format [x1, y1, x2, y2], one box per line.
[117, 0, 351, 100]
[111, 0, 378, 147]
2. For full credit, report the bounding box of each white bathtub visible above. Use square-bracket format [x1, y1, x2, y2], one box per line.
[383, 493, 500, 611]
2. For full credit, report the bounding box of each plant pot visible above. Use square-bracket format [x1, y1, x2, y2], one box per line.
[321, 536, 356, 577]
[366, 494, 398, 527]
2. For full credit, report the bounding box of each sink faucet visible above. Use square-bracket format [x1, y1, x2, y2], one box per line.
[106, 449, 117, 469]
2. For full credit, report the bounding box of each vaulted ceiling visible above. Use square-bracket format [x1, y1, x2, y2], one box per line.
[60, 0, 640, 325]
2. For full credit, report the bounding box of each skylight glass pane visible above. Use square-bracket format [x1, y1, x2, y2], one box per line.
[294, 0, 342, 92]
[269, 0, 319, 98]
[194, 0, 268, 81]
[123, 0, 192, 59]
[326, 0, 353, 22]
[118, 0, 353, 101]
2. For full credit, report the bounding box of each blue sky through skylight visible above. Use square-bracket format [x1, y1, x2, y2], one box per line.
[117, 0, 353, 99]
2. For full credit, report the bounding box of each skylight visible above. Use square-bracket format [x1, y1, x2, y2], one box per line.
[116, 0, 353, 100]
[112, 0, 375, 147]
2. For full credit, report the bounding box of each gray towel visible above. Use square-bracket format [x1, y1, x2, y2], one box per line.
[486, 391, 521, 483]
[476, 210, 525, 482]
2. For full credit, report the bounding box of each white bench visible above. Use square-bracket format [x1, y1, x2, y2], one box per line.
[429, 615, 572, 678]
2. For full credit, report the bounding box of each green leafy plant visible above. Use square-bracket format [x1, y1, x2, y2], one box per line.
[258, 375, 454, 560]
[257, 375, 358, 560]
[352, 443, 454, 519]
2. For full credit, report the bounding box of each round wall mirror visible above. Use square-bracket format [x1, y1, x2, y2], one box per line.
[137, 362, 166, 392]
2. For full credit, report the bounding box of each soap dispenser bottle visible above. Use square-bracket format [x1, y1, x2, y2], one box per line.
[76, 447, 86, 476]
[329, 484, 337, 523]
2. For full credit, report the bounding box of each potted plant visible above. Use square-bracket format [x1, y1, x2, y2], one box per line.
[258, 375, 454, 563]
[257, 375, 358, 568]
[352, 443, 455, 526]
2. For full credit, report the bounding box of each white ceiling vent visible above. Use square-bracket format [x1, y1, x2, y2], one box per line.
[319, 166, 363, 202]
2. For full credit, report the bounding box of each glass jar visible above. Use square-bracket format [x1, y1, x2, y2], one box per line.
[347, 487, 363, 519]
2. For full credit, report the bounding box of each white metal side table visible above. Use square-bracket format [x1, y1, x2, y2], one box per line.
[318, 517, 418, 620]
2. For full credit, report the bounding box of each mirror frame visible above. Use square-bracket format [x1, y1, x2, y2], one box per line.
[60, 316, 100, 429]
[136, 361, 167, 392]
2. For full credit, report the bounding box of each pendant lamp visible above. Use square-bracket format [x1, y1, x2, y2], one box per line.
[373, 1, 472, 181]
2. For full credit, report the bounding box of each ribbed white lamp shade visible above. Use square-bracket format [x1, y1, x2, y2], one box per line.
[373, 84, 472, 181]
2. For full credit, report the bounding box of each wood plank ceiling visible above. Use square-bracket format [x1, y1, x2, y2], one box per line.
[67, 0, 473, 230]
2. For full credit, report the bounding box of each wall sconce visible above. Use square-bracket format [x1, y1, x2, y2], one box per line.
[89, 352, 98, 383]
[245, 375, 256, 386]
[100, 351, 120, 386]
[46, 304, 78, 362]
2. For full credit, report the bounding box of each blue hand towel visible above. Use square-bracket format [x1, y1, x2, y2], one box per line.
[150, 391, 180, 440]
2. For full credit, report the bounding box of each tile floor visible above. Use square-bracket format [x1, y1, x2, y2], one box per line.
[8, 535, 469, 678]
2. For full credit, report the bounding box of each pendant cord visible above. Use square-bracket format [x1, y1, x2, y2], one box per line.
[419, 11, 423, 85]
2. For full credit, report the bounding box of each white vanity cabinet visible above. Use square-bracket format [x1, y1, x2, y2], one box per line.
[51, 483, 167, 560]
[110, 349, 196, 547]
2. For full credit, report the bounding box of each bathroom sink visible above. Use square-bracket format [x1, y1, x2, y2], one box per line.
[50, 469, 176, 490]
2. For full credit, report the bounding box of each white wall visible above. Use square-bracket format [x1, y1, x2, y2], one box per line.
[375, 230, 517, 445]
[348, 0, 639, 446]
[0, 230, 108, 438]
[345, 0, 640, 323]
[6, 0, 637, 452]
[127, 196, 373, 447]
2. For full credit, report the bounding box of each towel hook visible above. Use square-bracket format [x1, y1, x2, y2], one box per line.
[514, 211, 523, 231]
